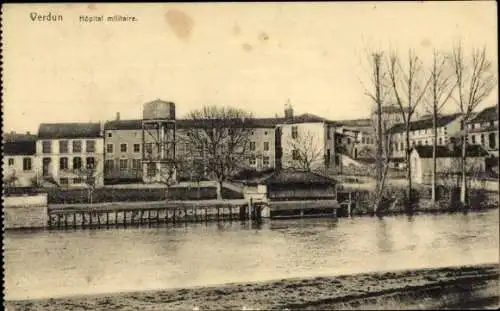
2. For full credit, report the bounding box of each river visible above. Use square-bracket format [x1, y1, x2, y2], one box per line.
[4, 209, 499, 301]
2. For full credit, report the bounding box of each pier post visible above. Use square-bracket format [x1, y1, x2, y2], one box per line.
[156, 209, 160, 222]
[348, 192, 352, 217]
[115, 211, 118, 225]
[57, 214, 61, 228]
[64, 213, 68, 227]
[48, 213, 52, 228]
[106, 212, 109, 225]
[81, 212, 85, 226]
[205, 208, 208, 222]
[123, 211, 127, 226]
[140, 210, 144, 224]
[73, 213, 76, 227]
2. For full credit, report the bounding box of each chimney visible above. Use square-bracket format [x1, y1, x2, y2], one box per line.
[284, 100, 294, 120]
[116, 112, 121, 121]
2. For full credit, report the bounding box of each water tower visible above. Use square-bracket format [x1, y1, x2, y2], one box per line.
[141, 99, 176, 183]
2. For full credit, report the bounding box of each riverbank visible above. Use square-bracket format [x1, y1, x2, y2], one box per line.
[6, 264, 498, 310]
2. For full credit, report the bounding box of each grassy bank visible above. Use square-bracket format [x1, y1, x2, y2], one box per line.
[6, 264, 498, 310]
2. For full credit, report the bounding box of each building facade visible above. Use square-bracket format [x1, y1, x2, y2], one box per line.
[467, 104, 499, 157]
[3, 133, 38, 187]
[103, 118, 144, 183]
[36, 123, 105, 187]
[387, 113, 463, 160]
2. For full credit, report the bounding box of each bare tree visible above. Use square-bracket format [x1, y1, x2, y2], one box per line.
[182, 105, 253, 200]
[283, 129, 324, 172]
[362, 51, 393, 214]
[424, 50, 456, 203]
[74, 160, 102, 207]
[451, 42, 496, 206]
[388, 50, 431, 211]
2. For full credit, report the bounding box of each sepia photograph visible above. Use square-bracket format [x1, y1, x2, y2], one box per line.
[1, 2, 499, 310]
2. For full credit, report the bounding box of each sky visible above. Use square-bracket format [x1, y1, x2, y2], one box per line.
[2, 2, 498, 134]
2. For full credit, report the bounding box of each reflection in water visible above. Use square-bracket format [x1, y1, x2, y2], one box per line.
[4, 209, 499, 301]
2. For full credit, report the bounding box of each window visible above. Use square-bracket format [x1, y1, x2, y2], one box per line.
[23, 158, 32, 171]
[86, 140, 95, 153]
[105, 159, 114, 173]
[480, 134, 485, 145]
[145, 143, 153, 156]
[107, 144, 113, 153]
[60, 157, 69, 170]
[438, 137, 443, 145]
[249, 156, 256, 165]
[59, 178, 69, 186]
[418, 140, 422, 146]
[489, 133, 496, 149]
[86, 157, 96, 169]
[460, 121, 464, 130]
[264, 131, 268, 136]
[291, 126, 298, 139]
[361, 137, 365, 144]
[292, 149, 300, 160]
[424, 140, 428, 145]
[42, 141, 52, 154]
[251, 131, 255, 135]
[249, 142, 256, 151]
[73, 157, 82, 170]
[8, 158, 14, 166]
[72, 140, 82, 153]
[400, 142, 404, 151]
[132, 159, 141, 170]
[471, 135, 476, 144]
[263, 156, 270, 166]
[73, 178, 83, 184]
[119, 159, 128, 170]
[394, 143, 398, 152]
[147, 163, 156, 177]
[328, 130, 331, 140]
[263, 142, 269, 151]
[133, 144, 140, 153]
[59, 140, 69, 153]
[120, 144, 127, 153]
[411, 141, 416, 146]
[107, 132, 112, 138]
[471, 123, 475, 129]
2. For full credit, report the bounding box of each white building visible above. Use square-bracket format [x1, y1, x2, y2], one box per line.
[279, 113, 338, 172]
[387, 113, 463, 160]
[410, 145, 489, 184]
[3, 134, 38, 187]
[36, 123, 105, 187]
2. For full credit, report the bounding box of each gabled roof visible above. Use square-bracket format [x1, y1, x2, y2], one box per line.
[470, 105, 498, 123]
[411, 145, 489, 158]
[3, 141, 36, 155]
[337, 118, 372, 127]
[38, 123, 102, 139]
[104, 119, 143, 130]
[176, 117, 284, 129]
[388, 113, 461, 134]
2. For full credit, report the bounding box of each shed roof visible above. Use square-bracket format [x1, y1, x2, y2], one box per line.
[411, 145, 489, 158]
[3, 141, 36, 155]
[3, 133, 37, 143]
[38, 123, 102, 139]
[388, 113, 461, 134]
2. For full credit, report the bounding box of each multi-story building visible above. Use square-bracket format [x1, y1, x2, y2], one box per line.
[387, 113, 463, 160]
[467, 104, 499, 157]
[103, 115, 144, 183]
[3, 133, 38, 187]
[36, 123, 104, 187]
[279, 111, 339, 172]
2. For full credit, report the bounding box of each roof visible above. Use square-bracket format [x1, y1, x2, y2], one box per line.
[38, 123, 102, 139]
[104, 119, 143, 130]
[337, 118, 372, 127]
[3, 141, 36, 155]
[470, 105, 498, 123]
[372, 104, 411, 115]
[411, 145, 489, 158]
[3, 133, 37, 143]
[264, 170, 337, 186]
[388, 113, 461, 134]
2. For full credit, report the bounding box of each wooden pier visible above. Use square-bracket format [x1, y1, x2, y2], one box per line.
[47, 203, 263, 229]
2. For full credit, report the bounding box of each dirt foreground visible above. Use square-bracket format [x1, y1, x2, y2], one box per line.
[5, 264, 499, 311]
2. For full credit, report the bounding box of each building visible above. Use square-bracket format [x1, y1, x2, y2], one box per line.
[103, 116, 144, 183]
[409, 145, 489, 184]
[36, 122, 105, 187]
[3, 133, 38, 187]
[279, 111, 339, 173]
[387, 113, 463, 160]
[467, 104, 499, 157]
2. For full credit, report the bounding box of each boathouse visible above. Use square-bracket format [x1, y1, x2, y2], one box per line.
[245, 170, 339, 219]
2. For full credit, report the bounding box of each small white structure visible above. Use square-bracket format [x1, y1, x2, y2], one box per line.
[410, 145, 489, 184]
